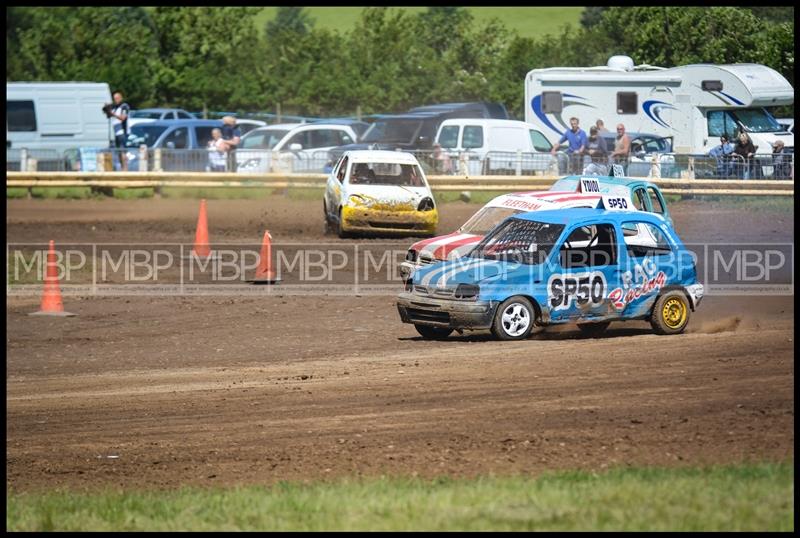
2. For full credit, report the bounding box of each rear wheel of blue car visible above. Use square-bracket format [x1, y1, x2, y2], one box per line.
[492, 297, 536, 341]
[414, 325, 453, 340]
[651, 291, 691, 335]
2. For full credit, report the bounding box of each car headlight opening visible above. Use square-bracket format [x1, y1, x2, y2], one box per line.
[417, 197, 435, 211]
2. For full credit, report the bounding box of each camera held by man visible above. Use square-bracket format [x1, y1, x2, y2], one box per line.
[102, 103, 115, 118]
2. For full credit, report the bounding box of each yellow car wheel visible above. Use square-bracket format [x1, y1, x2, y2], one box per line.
[650, 291, 691, 335]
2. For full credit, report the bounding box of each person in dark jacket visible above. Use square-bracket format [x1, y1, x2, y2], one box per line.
[733, 131, 756, 179]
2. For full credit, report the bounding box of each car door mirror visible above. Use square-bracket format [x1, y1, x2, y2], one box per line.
[289, 143, 302, 151]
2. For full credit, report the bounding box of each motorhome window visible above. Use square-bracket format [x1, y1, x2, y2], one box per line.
[541, 92, 563, 113]
[471, 218, 564, 265]
[438, 126, 459, 148]
[361, 120, 422, 144]
[529, 130, 552, 152]
[7, 101, 36, 132]
[617, 92, 637, 115]
[707, 110, 737, 137]
[559, 223, 617, 268]
[731, 108, 783, 134]
[701, 80, 723, 92]
[462, 126, 484, 149]
[349, 163, 425, 187]
[647, 187, 664, 214]
[126, 125, 168, 147]
[460, 206, 522, 235]
[241, 129, 289, 150]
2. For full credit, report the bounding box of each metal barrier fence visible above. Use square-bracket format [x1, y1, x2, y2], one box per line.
[6, 146, 794, 181]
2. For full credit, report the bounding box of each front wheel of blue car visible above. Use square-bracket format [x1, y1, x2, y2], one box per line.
[492, 297, 536, 341]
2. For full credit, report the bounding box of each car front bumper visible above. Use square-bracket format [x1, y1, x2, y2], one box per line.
[341, 206, 438, 235]
[396, 292, 496, 330]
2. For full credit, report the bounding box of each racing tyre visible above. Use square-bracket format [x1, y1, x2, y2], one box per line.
[491, 296, 537, 341]
[577, 321, 610, 337]
[650, 291, 692, 335]
[414, 325, 453, 340]
[323, 202, 334, 235]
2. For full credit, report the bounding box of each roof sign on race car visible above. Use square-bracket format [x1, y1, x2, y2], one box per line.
[579, 178, 601, 194]
[599, 193, 635, 211]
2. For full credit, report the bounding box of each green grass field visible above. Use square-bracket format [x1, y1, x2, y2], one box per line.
[255, 7, 583, 38]
[6, 462, 793, 531]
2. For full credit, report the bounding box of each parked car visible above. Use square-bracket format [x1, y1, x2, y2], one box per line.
[397, 207, 703, 340]
[236, 123, 359, 173]
[323, 150, 438, 238]
[324, 102, 510, 171]
[126, 108, 197, 128]
[309, 118, 370, 140]
[123, 119, 223, 171]
[234, 118, 268, 136]
[434, 118, 553, 175]
[598, 132, 675, 178]
[399, 175, 672, 280]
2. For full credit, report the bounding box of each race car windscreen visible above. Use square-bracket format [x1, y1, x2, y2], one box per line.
[459, 207, 522, 235]
[550, 178, 579, 191]
[349, 163, 425, 187]
[470, 218, 564, 265]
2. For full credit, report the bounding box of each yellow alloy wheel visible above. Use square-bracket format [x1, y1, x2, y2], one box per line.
[662, 297, 687, 329]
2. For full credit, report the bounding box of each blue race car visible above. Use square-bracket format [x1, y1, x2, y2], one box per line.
[397, 204, 703, 340]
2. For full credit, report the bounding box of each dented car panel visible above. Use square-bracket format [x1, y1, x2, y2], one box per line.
[397, 207, 702, 335]
[400, 174, 671, 280]
[325, 150, 438, 237]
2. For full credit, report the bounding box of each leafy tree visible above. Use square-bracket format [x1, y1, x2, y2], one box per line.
[580, 7, 607, 28]
[265, 7, 314, 39]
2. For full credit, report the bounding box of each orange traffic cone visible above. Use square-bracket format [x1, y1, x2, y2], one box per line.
[29, 240, 76, 317]
[248, 230, 279, 284]
[190, 199, 213, 258]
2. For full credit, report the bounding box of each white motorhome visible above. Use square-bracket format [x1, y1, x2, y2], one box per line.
[524, 56, 794, 155]
[7, 82, 113, 155]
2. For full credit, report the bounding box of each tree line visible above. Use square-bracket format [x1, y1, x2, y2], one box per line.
[6, 7, 794, 119]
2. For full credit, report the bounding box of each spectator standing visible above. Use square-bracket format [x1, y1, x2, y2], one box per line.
[771, 140, 790, 179]
[708, 135, 735, 178]
[207, 128, 228, 172]
[609, 123, 631, 173]
[110, 91, 130, 171]
[583, 126, 609, 175]
[432, 143, 453, 174]
[595, 119, 610, 134]
[221, 116, 242, 172]
[550, 117, 587, 174]
[733, 131, 756, 179]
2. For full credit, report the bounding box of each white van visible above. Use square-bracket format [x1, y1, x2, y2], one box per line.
[434, 118, 553, 175]
[7, 82, 113, 155]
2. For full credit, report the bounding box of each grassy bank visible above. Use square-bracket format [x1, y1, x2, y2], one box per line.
[6, 462, 793, 531]
[254, 7, 583, 39]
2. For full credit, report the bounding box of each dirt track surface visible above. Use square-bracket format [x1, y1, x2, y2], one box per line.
[6, 196, 794, 493]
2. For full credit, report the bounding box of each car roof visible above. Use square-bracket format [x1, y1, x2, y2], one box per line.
[132, 108, 189, 113]
[130, 119, 222, 127]
[439, 118, 533, 128]
[514, 207, 667, 226]
[345, 150, 420, 164]
[556, 174, 653, 188]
